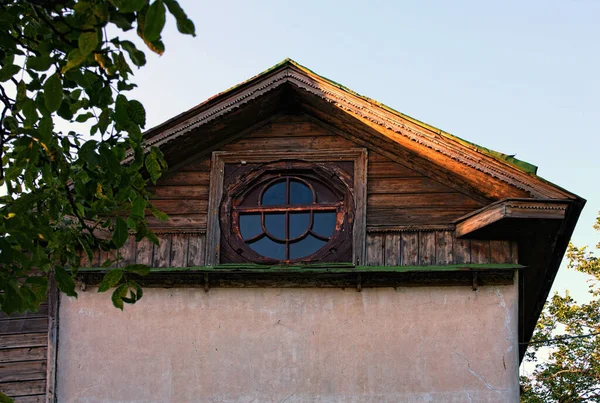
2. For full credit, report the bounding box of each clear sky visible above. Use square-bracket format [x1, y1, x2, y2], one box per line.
[127, 0, 600, 297]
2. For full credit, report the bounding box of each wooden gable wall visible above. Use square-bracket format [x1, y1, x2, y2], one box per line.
[146, 114, 485, 232]
[82, 114, 516, 268]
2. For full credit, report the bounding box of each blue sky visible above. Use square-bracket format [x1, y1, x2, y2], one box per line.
[127, 0, 600, 297]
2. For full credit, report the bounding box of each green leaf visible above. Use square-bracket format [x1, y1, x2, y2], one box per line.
[131, 195, 146, 217]
[120, 40, 146, 67]
[115, 94, 130, 126]
[54, 267, 77, 298]
[75, 112, 95, 122]
[112, 216, 129, 248]
[128, 100, 146, 127]
[44, 73, 63, 113]
[124, 264, 151, 276]
[149, 203, 168, 221]
[3, 116, 18, 132]
[0, 391, 14, 403]
[145, 148, 162, 184]
[143, 0, 166, 42]
[118, 0, 147, 13]
[176, 18, 195, 36]
[27, 56, 53, 71]
[78, 31, 99, 56]
[98, 269, 124, 292]
[0, 64, 20, 82]
[98, 142, 122, 175]
[111, 283, 128, 310]
[62, 49, 87, 73]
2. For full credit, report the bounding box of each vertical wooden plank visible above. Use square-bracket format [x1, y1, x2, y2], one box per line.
[106, 248, 118, 268]
[419, 232, 435, 266]
[45, 276, 58, 403]
[205, 153, 224, 266]
[384, 234, 401, 266]
[435, 231, 453, 265]
[153, 234, 171, 268]
[170, 234, 188, 268]
[136, 238, 153, 266]
[353, 149, 368, 265]
[187, 234, 206, 267]
[401, 232, 419, 266]
[490, 240, 511, 263]
[79, 249, 90, 268]
[453, 237, 471, 264]
[118, 236, 137, 267]
[511, 241, 519, 264]
[92, 248, 102, 267]
[471, 240, 491, 264]
[366, 234, 384, 266]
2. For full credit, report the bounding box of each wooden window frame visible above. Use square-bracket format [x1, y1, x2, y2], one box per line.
[205, 149, 368, 266]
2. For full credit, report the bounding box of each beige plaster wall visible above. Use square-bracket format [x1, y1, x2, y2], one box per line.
[57, 281, 519, 402]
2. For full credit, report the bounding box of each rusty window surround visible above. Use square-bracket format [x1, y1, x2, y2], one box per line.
[221, 162, 354, 264]
[205, 149, 368, 266]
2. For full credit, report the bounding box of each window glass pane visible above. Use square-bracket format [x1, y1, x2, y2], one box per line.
[248, 236, 285, 260]
[289, 235, 327, 260]
[289, 180, 313, 205]
[239, 214, 262, 240]
[313, 183, 337, 204]
[289, 212, 310, 239]
[313, 212, 336, 237]
[262, 181, 286, 205]
[265, 213, 286, 240]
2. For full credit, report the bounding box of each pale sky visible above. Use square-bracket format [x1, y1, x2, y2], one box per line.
[125, 0, 599, 299]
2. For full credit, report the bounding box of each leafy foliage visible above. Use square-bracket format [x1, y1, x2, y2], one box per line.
[521, 214, 600, 402]
[0, 0, 195, 317]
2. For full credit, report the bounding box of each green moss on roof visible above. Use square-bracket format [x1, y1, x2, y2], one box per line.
[180, 58, 539, 175]
[231, 58, 535, 175]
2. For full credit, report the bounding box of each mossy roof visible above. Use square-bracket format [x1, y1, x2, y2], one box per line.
[213, 58, 538, 175]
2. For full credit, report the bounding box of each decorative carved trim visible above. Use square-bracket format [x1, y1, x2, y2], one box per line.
[150, 229, 207, 235]
[130, 66, 570, 200]
[367, 225, 455, 233]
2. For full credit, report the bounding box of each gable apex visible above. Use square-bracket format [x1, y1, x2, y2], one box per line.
[134, 59, 578, 202]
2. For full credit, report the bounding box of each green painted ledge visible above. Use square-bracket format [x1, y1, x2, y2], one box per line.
[79, 263, 524, 274]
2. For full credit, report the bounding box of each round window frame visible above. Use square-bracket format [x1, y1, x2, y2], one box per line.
[220, 161, 355, 265]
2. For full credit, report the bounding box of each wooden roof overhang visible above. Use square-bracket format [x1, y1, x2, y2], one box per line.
[130, 59, 585, 360]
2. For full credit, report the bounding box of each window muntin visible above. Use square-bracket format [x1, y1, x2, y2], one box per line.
[235, 177, 339, 261]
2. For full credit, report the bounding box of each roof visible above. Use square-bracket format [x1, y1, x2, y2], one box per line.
[198, 58, 539, 175]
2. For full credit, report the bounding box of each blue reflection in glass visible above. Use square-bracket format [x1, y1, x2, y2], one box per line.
[289, 235, 327, 260]
[262, 181, 286, 205]
[248, 236, 285, 260]
[265, 213, 285, 239]
[239, 214, 262, 240]
[312, 212, 336, 237]
[289, 212, 310, 239]
[289, 180, 313, 205]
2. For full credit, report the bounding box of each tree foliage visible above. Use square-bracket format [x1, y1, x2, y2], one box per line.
[0, 0, 195, 315]
[521, 214, 600, 402]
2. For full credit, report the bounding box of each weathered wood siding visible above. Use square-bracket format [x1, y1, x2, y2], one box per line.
[146, 157, 211, 231]
[87, 234, 207, 268]
[365, 231, 518, 266]
[0, 305, 48, 402]
[143, 114, 484, 234]
[84, 231, 517, 268]
[367, 152, 484, 227]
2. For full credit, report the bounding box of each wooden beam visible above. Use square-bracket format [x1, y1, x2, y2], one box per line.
[455, 199, 569, 238]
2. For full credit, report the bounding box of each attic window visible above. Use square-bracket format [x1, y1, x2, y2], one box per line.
[219, 161, 355, 264]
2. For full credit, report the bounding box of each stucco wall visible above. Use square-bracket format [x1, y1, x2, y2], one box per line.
[57, 281, 519, 402]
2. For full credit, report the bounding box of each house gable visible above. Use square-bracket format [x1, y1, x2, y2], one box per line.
[84, 59, 585, 361]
